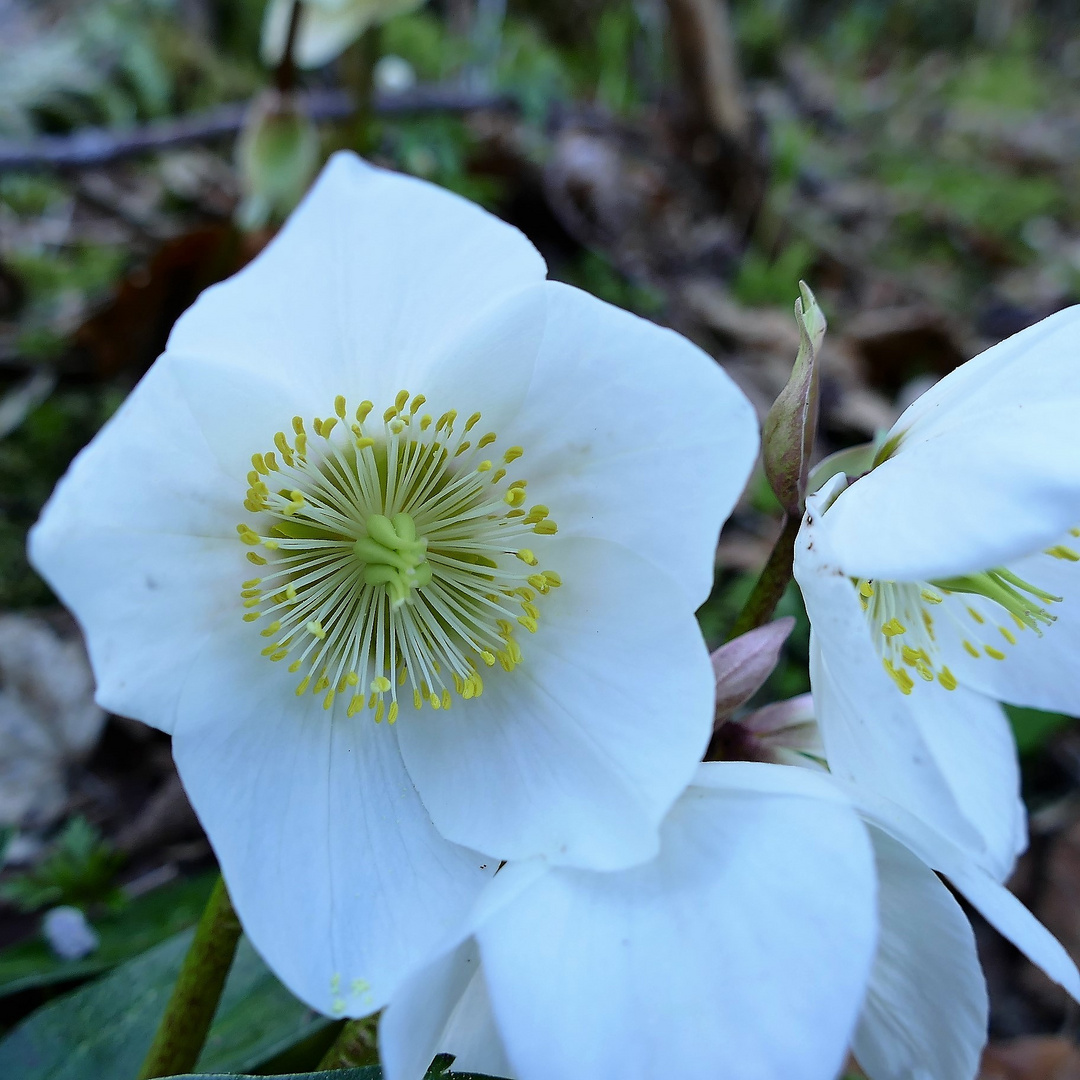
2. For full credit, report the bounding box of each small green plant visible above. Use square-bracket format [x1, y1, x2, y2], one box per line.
[0, 817, 124, 913]
[732, 240, 815, 308]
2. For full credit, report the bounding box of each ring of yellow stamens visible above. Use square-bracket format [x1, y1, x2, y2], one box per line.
[856, 548, 1070, 696]
[236, 391, 560, 720]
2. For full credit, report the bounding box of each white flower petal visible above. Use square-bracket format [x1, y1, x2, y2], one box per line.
[795, 517, 1025, 880]
[171, 635, 493, 1016]
[850, 784, 1080, 1002]
[381, 940, 515, 1080]
[938, 540, 1080, 715]
[28, 357, 243, 729]
[476, 763, 877, 1080]
[504, 282, 759, 606]
[816, 306, 1080, 581]
[395, 537, 714, 870]
[167, 153, 547, 412]
[169, 283, 550, 484]
[853, 828, 987, 1080]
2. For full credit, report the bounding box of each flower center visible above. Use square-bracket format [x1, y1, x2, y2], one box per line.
[236, 391, 560, 722]
[856, 533, 1078, 695]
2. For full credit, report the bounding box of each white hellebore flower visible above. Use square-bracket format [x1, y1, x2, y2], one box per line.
[29, 152, 758, 1016]
[379, 763, 1080, 1080]
[794, 306, 1080, 880]
[262, 0, 428, 70]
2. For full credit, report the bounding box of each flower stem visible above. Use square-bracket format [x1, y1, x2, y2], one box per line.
[136, 875, 242, 1080]
[317, 1015, 379, 1070]
[726, 512, 800, 641]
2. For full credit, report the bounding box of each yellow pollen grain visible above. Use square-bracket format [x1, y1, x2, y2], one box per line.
[985, 646, 1006, 661]
[504, 488, 527, 508]
[858, 581, 874, 599]
[881, 618, 906, 638]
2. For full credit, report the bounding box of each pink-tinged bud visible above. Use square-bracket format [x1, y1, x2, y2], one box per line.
[762, 281, 827, 517]
[710, 616, 795, 724]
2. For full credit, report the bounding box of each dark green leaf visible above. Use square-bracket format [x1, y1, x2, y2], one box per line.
[0, 928, 331, 1079]
[1006, 704, 1074, 756]
[0, 872, 216, 997]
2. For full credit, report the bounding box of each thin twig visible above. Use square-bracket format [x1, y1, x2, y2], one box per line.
[0, 87, 518, 172]
[275, 0, 304, 94]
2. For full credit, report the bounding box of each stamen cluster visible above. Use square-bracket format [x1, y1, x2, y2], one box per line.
[236, 390, 560, 721]
[857, 532, 1079, 696]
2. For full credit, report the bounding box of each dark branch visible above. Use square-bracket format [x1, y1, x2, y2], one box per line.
[0, 86, 518, 172]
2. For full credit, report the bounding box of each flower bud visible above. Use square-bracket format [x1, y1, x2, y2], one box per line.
[762, 281, 827, 516]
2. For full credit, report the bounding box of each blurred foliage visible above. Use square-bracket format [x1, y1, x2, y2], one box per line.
[0, 818, 124, 914]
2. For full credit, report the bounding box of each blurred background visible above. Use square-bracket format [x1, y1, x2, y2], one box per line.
[0, 1, 1079, 1076]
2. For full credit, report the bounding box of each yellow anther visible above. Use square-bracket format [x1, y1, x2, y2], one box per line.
[1000, 626, 1017, 645]
[241, 587, 261, 598]
[263, 539, 280, 550]
[410, 394, 426, 414]
[504, 488, 527, 508]
[389, 418, 405, 434]
[516, 549, 538, 566]
[295, 434, 307, 457]
[881, 618, 906, 638]
[237, 524, 260, 545]
[368, 692, 378, 709]
[858, 581, 874, 599]
[242, 611, 261, 622]
[962, 640, 980, 658]
[321, 417, 338, 438]
[464, 412, 482, 432]
[478, 432, 497, 448]
[242, 577, 262, 589]
[383, 406, 398, 423]
[348, 695, 364, 717]
[477, 460, 492, 472]
[289, 660, 302, 673]
[420, 414, 432, 430]
[314, 675, 330, 692]
[504, 446, 523, 463]
[480, 650, 495, 667]
[270, 649, 288, 662]
[313, 417, 324, 436]
[543, 571, 562, 587]
[413, 689, 423, 709]
[522, 602, 540, 620]
[883, 659, 914, 695]
[491, 468, 506, 483]
[251, 453, 269, 476]
[292, 416, 305, 435]
[533, 520, 558, 535]
[985, 646, 1006, 660]
[356, 436, 375, 450]
[372, 676, 392, 693]
[243, 597, 261, 609]
[295, 676, 311, 696]
[356, 401, 373, 423]
[518, 615, 539, 633]
[427, 692, 440, 710]
[900, 646, 926, 665]
[938, 667, 958, 691]
[264, 452, 279, 472]
[1047, 545, 1080, 561]
[374, 700, 386, 723]
[323, 690, 336, 711]
[395, 389, 410, 411]
[307, 620, 326, 639]
[920, 589, 943, 604]
[334, 395, 347, 418]
[437, 689, 449, 710]
[246, 552, 267, 565]
[967, 607, 985, 624]
[388, 702, 399, 724]
[525, 505, 550, 522]
[454, 441, 471, 457]
[1071, 527, 1080, 537]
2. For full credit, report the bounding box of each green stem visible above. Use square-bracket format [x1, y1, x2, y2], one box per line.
[317, 1016, 380, 1070]
[726, 512, 800, 641]
[136, 875, 242, 1080]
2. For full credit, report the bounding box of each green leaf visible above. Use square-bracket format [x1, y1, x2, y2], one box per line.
[0, 928, 331, 1079]
[1006, 704, 1074, 756]
[0, 872, 216, 997]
